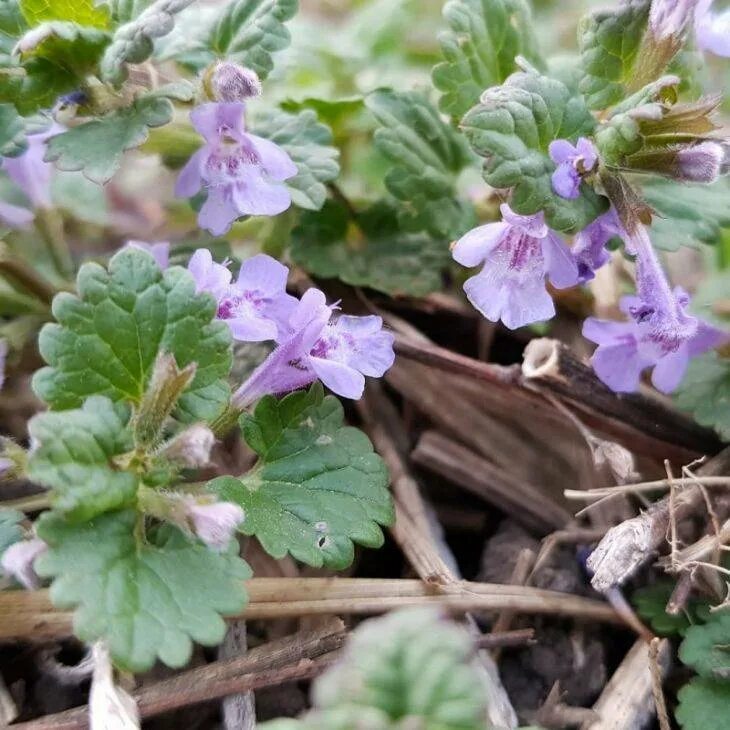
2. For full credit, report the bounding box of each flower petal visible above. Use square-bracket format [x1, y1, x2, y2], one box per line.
[591, 341, 644, 393]
[451, 222, 508, 267]
[651, 347, 690, 393]
[190, 102, 246, 142]
[542, 233, 579, 289]
[548, 139, 576, 164]
[236, 253, 289, 296]
[232, 169, 292, 217]
[310, 357, 365, 399]
[551, 163, 580, 199]
[247, 134, 298, 181]
[198, 188, 242, 236]
[175, 149, 206, 198]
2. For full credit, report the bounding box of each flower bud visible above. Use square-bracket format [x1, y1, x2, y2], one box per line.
[160, 424, 215, 469]
[1, 538, 47, 589]
[649, 0, 698, 41]
[208, 62, 262, 102]
[675, 141, 724, 182]
[186, 500, 244, 551]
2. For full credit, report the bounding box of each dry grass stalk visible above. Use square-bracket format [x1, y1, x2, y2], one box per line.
[582, 638, 671, 730]
[522, 338, 720, 461]
[0, 578, 623, 642]
[412, 430, 572, 534]
[586, 447, 730, 591]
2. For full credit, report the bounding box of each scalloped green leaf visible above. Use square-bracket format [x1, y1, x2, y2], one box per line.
[432, 0, 541, 120]
[0, 55, 77, 115]
[577, 0, 650, 110]
[44, 94, 173, 184]
[680, 610, 730, 678]
[15, 20, 110, 74]
[461, 71, 608, 233]
[633, 581, 710, 636]
[35, 509, 250, 672]
[27, 396, 136, 522]
[290, 199, 449, 297]
[19, 0, 109, 28]
[0, 103, 26, 156]
[33, 247, 232, 424]
[210, 0, 298, 80]
[675, 353, 730, 442]
[676, 678, 730, 730]
[209, 384, 393, 570]
[100, 0, 195, 85]
[366, 88, 475, 239]
[251, 108, 339, 211]
[313, 609, 488, 728]
[642, 178, 730, 251]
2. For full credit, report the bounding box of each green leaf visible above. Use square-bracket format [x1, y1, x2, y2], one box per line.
[680, 610, 730, 678]
[366, 88, 474, 239]
[578, 0, 650, 110]
[312, 609, 488, 728]
[27, 396, 136, 522]
[36, 509, 250, 672]
[19, 0, 109, 28]
[0, 103, 26, 156]
[106, 0, 155, 24]
[51, 169, 109, 225]
[33, 247, 232, 424]
[642, 178, 730, 251]
[290, 199, 450, 297]
[461, 71, 608, 233]
[0, 56, 77, 115]
[44, 94, 173, 184]
[251, 108, 339, 211]
[693, 270, 730, 330]
[676, 678, 730, 730]
[15, 21, 110, 74]
[675, 353, 730, 442]
[100, 0, 195, 85]
[0, 508, 24, 577]
[432, 0, 541, 120]
[210, 0, 298, 80]
[633, 581, 710, 636]
[209, 384, 393, 569]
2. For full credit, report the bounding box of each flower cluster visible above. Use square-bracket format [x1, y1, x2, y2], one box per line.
[128, 242, 396, 403]
[452, 126, 729, 395]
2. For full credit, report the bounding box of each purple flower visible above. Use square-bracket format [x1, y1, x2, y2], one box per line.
[175, 102, 297, 236]
[0, 200, 33, 229]
[1, 537, 47, 590]
[232, 288, 396, 407]
[695, 0, 730, 55]
[583, 290, 728, 393]
[161, 424, 215, 468]
[125, 240, 170, 270]
[451, 203, 579, 330]
[548, 138, 598, 200]
[185, 499, 244, 551]
[650, 0, 698, 41]
[187, 249, 297, 342]
[573, 208, 624, 283]
[0, 123, 61, 228]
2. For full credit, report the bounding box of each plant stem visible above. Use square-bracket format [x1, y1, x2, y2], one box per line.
[0, 242, 57, 304]
[35, 208, 74, 277]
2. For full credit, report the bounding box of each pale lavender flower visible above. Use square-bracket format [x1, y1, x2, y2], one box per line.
[650, 0, 698, 41]
[694, 0, 730, 55]
[125, 240, 170, 270]
[0, 457, 13, 478]
[0, 200, 33, 229]
[210, 62, 262, 102]
[451, 203, 579, 330]
[0, 123, 60, 228]
[675, 141, 724, 182]
[1, 537, 47, 589]
[583, 290, 728, 393]
[548, 137, 598, 200]
[187, 249, 296, 342]
[232, 288, 395, 407]
[185, 500, 244, 551]
[573, 208, 624, 283]
[175, 103, 297, 236]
